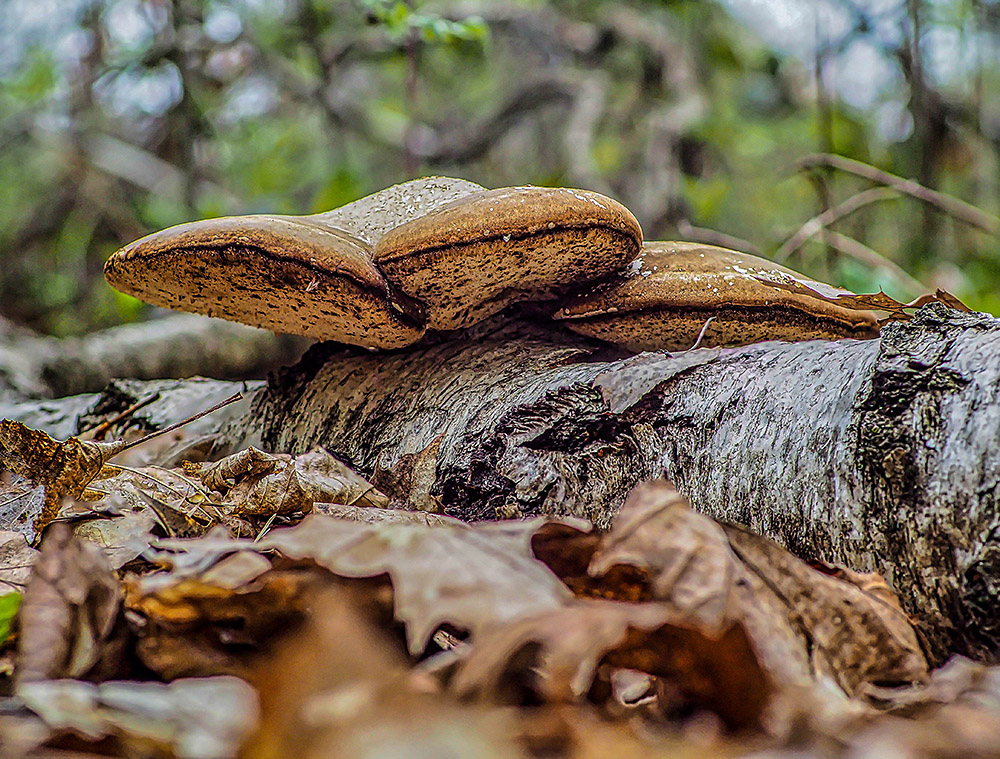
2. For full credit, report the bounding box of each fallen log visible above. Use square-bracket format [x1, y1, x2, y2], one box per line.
[251, 304, 1000, 663]
[2, 304, 996, 664]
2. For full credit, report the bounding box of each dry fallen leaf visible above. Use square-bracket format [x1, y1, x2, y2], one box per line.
[450, 599, 769, 731]
[722, 522, 928, 693]
[584, 481, 927, 697]
[69, 493, 160, 569]
[0, 420, 127, 534]
[257, 513, 575, 653]
[0, 530, 38, 594]
[18, 676, 257, 759]
[126, 559, 324, 679]
[185, 447, 389, 517]
[16, 524, 128, 684]
[243, 584, 525, 759]
[756, 278, 972, 320]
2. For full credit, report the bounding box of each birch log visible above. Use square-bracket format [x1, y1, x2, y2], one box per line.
[2, 304, 996, 663]
[251, 304, 1000, 663]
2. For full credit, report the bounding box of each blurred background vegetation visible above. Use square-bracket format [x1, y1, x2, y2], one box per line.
[1, 0, 999, 337]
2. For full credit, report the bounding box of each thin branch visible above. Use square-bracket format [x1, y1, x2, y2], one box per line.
[797, 154, 1000, 237]
[812, 229, 928, 296]
[117, 392, 244, 455]
[774, 186, 900, 262]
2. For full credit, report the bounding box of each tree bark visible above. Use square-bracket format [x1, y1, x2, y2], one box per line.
[3, 304, 997, 664]
[0, 313, 308, 402]
[250, 304, 1000, 664]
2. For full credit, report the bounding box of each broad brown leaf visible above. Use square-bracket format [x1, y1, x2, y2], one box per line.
[187, 447, 388, 516]
[16, 524, 128, 684]
[586, 481, 927, 696]
[257, 514, 574, 652]
[451, 600, 769, 731]
[243, 584, 525, 759]
[0, 531, 38, 593]
[127, 559, 327, 679]
[723, 523, 928, 693]
[0, 421, 126, 533]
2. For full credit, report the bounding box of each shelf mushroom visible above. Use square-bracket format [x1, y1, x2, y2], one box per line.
[553, 241, 881, 352]
[375, 187, 643, 330]
[104, 178, 642, 349]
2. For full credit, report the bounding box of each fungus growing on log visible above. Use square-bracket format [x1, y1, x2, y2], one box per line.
[373, 186, 643, 330]
[106, 183, 876, 353]
[553, 241, 880, 351]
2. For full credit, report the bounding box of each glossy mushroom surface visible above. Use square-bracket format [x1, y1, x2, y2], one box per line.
[104, 215, 426, 349]
[553, 241, 880, 351]
[103, 177, 488, 349]
[374, 186, 643, 330]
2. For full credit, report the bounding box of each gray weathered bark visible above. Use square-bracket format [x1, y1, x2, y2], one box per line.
[2, 305, 997, 664]
[251, 304, 1000, 663]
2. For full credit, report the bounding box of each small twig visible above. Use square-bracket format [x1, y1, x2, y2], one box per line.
[117, 392, 244, 455]
[797, 154, 1000, 238]
[0, 488, 33, 530]
[808, 230, 928, 295]
[145, 464, 214, 501]
[689, 317, 716, 351]
[110, 464, 191, 501]
[255, 512, 278, 542]
[676, 219, 763, 257]
[81, 392, 161, 440]
[774, 187, 900, 263]
[0, 489, 29, 510]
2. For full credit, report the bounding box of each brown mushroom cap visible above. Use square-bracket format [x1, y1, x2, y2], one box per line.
[318, 176, 485, 245]
[373, 186, 643, 330]
[103, 177, 487, 349]
[553, 241, 880, 351]
[104, 215, 426, 349]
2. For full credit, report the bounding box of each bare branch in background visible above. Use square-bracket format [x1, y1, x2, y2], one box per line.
[84, 135, 240, 209]
[774, 186, 900, 262]
[675, 219, 764, 258]
[815, 229, 928, 295]
[421, 76, 576, 165]
[798, 153, 1000, 238]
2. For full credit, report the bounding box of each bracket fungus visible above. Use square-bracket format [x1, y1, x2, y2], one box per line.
[104, 178, 641, 348]
[105, 180, 879, 354]
[104, 214, 427, 349]
[375, 186, 643, 330]
[553, 241, 881, 352]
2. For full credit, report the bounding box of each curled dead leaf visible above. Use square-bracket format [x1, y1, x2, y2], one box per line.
[16, 524, 127, 684]
[584, 481, 927, 697]
[450, 600, 769, 732]
[0, 420, 127, 534]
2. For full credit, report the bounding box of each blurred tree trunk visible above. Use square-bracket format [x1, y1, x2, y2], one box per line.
[0, 314, 307, 402]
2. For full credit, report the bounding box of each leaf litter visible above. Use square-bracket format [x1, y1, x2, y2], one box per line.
[0, 416, 997, 758]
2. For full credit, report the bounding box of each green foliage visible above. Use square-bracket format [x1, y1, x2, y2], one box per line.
[0, 0, 998, 333]
[360, 1, 488, 45]
[3, 48, 58, 103]
[0, 593, 21, 646]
